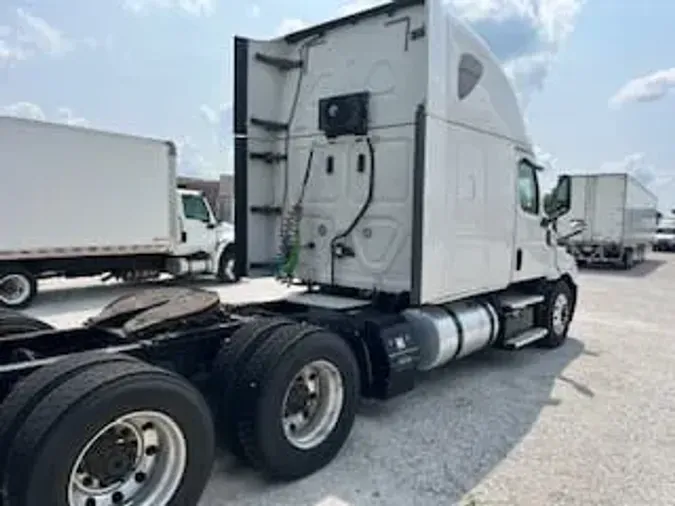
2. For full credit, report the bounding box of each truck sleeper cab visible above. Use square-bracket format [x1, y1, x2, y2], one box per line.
[0, 1, 580, 505]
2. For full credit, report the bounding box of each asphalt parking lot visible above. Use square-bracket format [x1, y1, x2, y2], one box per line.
[26, 253, 675, 506]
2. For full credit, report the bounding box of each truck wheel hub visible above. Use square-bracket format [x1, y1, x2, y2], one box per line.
[552, 293, 570, 335]
[281, 360, 345, 450]
[68, 411, 187, 506]
[0, 274, 29, 305]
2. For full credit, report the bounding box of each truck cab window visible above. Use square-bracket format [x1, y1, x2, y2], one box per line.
[182, 194, 211, 222]
[517, 161, 539, 214]
[458, 53, 484, 100]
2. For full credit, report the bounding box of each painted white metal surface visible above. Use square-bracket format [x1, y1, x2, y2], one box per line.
[420, 0, 533, 303]
[0, 116, 177, 259]
[241, 0, 570, 303]
[244, 1, 426, 292]
[562, 173, 657, 246]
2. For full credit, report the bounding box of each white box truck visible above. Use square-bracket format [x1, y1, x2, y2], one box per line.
[555, 172, 658, 268]
[0, 1, 585, 504]
[0, 117, 238, 308]
[653, 216, 675, 251]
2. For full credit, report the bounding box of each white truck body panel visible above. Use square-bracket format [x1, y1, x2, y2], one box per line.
[0, 116, 177, 259]
[236, 0, 560, 305]
[562, 173, 657, 246]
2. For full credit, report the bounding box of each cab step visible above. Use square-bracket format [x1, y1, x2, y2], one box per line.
[502, 327, 548, 350]
[498, 293, 544, 311]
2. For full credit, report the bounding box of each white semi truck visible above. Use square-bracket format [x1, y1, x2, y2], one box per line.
[0, 117, 238, 309]
[555, 172, 658, 268]
[0, 1, 583, 505]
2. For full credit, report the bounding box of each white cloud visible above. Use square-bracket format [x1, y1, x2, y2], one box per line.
[0, 9, 87, 66]
[175, 136, 231, 178]
[337, 0, 388, 17]
[199, 104, 219, 125]
[199, 102, 232, 146]
[123, 0, 215, 16]
[452, 0, 585, 106]
[0, 102, 46, 121]
[534, 144, 563, 192]
[609, 68, 675, 109]
[57, 107, 90, 127]
[15, 8, 75, 56]
[275, 18, 308, 37]
[597, 152, 675, 189]
[1, 102, 90, 128]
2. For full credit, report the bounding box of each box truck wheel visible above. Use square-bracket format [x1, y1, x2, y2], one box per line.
[217, 246, 239, 283]
[537, 280, 574, 349]
[0, 267, 37, 309]
[0, 357, 215, 506]
[235, 323, 360, 480]
[211, 316, 293, 461]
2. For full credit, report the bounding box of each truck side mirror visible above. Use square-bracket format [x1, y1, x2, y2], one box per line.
[546, 175, 571, 219]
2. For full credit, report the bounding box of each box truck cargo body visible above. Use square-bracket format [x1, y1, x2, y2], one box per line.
[557, 173, 658, 267]
[0, 117, 238, 308]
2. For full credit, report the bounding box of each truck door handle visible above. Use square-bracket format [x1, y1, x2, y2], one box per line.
[181, 231, 187, 242]
[516, 248, 522, 270]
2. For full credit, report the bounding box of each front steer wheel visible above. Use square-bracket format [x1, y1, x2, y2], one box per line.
[537, 279, 575, 349]
[235, 323, 361, 481]
[217, 246, 239, 283]
[0, 357, 215, 506]
[0, 268, 37, 309]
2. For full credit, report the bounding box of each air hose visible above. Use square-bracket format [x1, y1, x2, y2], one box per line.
[277, 148, 315, 282]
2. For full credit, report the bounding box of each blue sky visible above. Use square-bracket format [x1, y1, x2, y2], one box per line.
[1, 0, 674, 210]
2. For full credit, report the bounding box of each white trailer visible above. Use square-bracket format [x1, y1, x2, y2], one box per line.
[0, 117, 238, 308]
[556, 172, 658, 268]
[0, 2, 585, 504]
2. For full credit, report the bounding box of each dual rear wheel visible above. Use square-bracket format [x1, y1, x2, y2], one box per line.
[0, 320, 360, 505]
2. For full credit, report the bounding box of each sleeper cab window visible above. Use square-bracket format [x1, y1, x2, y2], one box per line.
[517, 161, 539, 215]
[457, 53, 484, 100]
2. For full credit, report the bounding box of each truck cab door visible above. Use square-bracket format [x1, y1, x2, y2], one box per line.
[512, 159, 549, 282]
[178, 193, 217, 257]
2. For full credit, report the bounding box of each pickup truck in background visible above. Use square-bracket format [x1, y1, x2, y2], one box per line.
[653, 217, 675, 251]
[0, 116, 238, 309]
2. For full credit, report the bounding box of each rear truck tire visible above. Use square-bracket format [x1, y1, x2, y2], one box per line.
[211, 316, 294, 461]
[0, 358, 215, 506]
[0, 352, 141, 488]
[235, 323, 360, 481]
[0, 267, 37, 310]
[0, 311, 53, 338]
[537, 280, 574, 349]
[217, 246, 238, 283]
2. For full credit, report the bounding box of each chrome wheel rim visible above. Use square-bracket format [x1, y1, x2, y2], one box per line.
[552, 293, 570, 335]
[281, 360, 344, 450]
[0, 274, 31, 307]
[67, 411, 187, 506]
